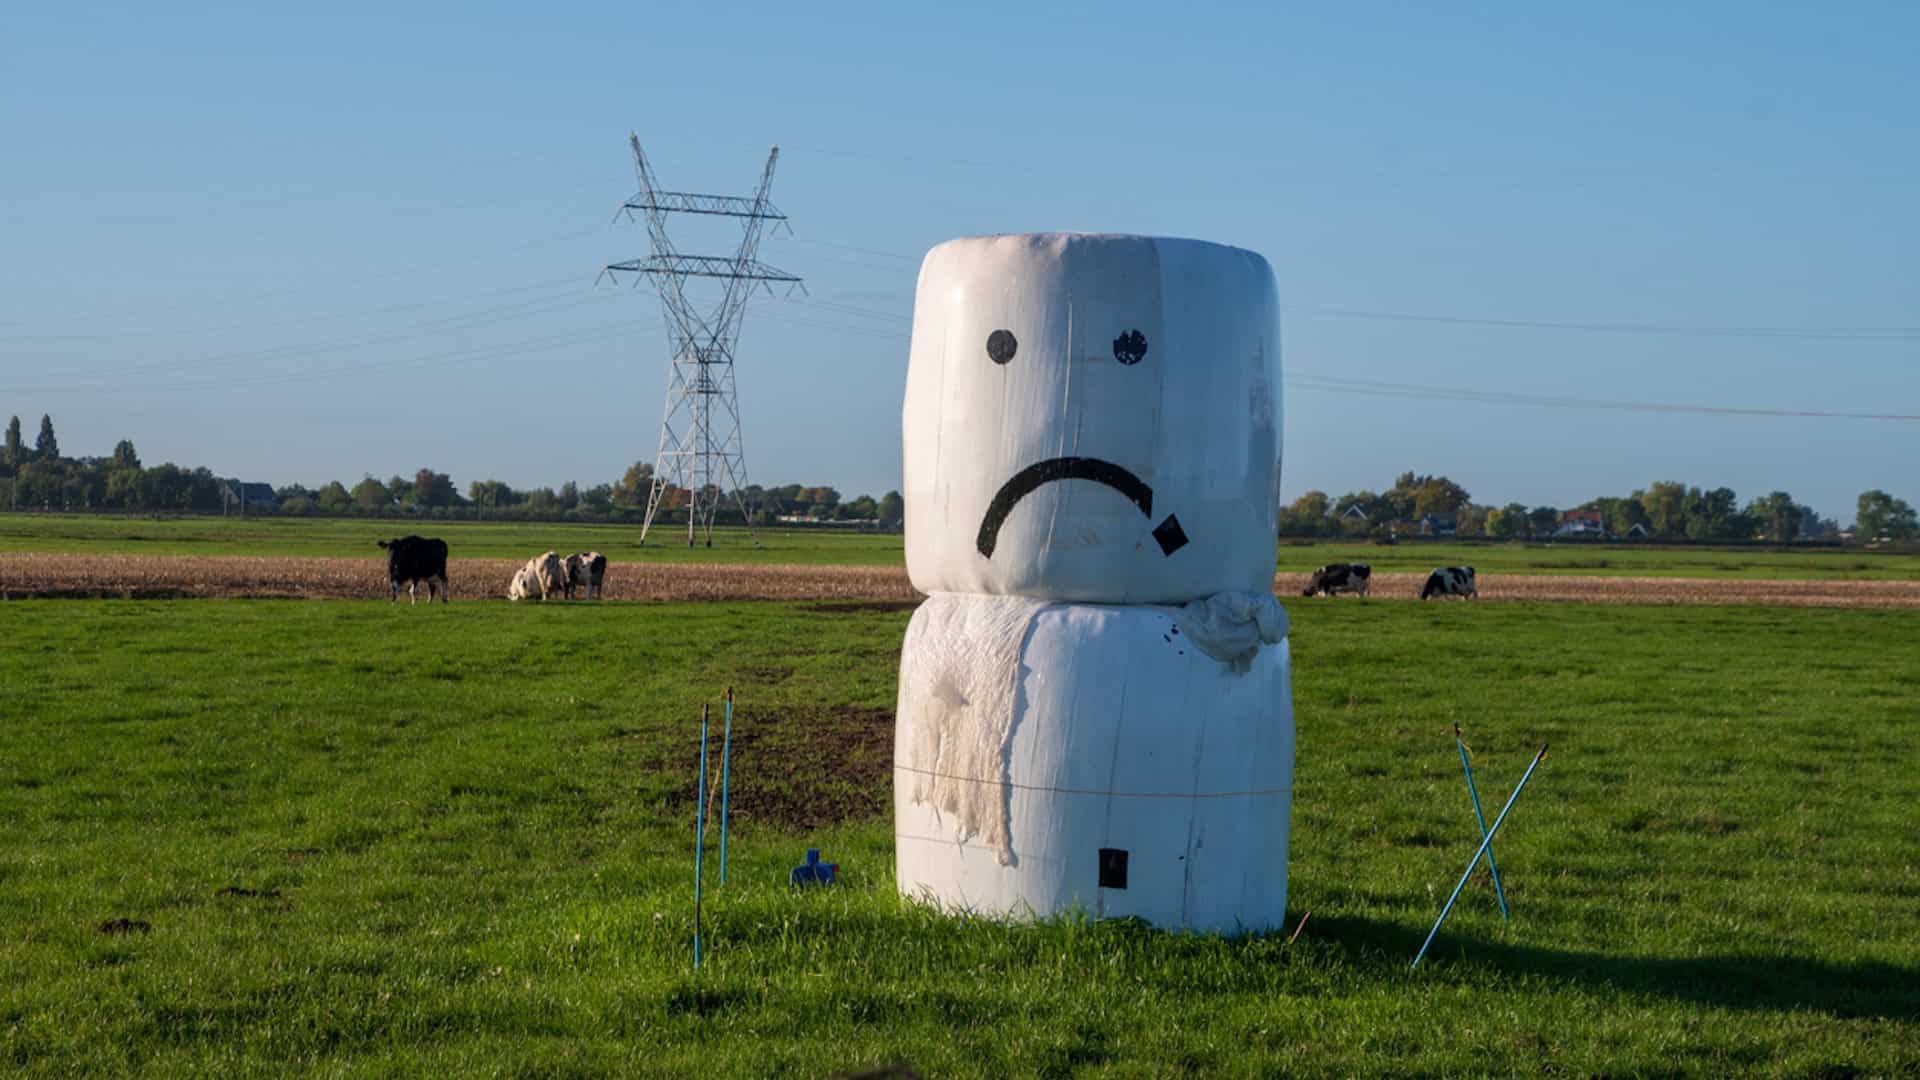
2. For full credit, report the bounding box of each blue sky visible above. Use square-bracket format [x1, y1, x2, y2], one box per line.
[3, 2, 1915, 521]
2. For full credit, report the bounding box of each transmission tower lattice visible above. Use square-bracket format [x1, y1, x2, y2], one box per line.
[602, 134, 802, 547]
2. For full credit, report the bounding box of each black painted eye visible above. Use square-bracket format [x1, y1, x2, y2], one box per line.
[1113, 330, 1148, 366]
[986, 329, 1017, 365]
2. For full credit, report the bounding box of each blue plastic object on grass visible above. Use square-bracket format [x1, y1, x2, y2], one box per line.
[790, 849, 838, 887]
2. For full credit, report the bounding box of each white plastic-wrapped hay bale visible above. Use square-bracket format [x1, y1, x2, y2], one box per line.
[893, 233, 1294, 933]
[895, 595, 1294, 932]
[901, 233, 1281, 604]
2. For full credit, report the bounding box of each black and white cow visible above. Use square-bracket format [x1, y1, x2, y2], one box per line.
[378, 536, 449, 604]
[1302, 563, 1371, 597]
[1420, 565, 1477, 600]
[564, 552, 607, 600]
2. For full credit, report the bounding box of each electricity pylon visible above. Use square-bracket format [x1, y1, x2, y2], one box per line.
[602, 134, 801, 547]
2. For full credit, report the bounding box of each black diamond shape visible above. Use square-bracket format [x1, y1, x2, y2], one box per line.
[1098, 848, 1129, 890]
[1152, 513, 1189, 556]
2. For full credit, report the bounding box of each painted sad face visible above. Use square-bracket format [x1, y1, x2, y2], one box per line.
[971, 324, 1191, 561]
[902, 233, 1279, 604]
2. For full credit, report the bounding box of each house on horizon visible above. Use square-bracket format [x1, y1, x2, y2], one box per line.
[1554, 509, 1607, 539]
[223, 481, 280, 512]
[1418, 512, 1458, 537]
[1339, 504, 1369, 525]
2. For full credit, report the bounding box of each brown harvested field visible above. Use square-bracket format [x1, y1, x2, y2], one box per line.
[3, 554, 1919, 607]
[0, 554, 919, 603]
[1319, 571, 1920, 608]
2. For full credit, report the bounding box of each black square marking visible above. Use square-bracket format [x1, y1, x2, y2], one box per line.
[1098, 848, 1129, 890]
[1152, 514, 1189, 556]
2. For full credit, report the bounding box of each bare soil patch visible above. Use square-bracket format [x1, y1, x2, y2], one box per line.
[636, 704, 895, 831]
[96, 918, 151, 936]
[3, 554, 1916, 607]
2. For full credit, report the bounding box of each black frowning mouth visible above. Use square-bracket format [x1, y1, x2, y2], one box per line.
[975, 456, 1189, 559]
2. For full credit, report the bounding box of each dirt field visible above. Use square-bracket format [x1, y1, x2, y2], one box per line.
[4, 554, 1918, 607]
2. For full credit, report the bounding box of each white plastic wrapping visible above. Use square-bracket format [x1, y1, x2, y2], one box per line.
[895, 594, 1294, 933]
[902, 233, 1282, 604]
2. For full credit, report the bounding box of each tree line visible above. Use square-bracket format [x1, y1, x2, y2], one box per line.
[4, 416, 1913, 540]
[0, 415, 902, 526]
[1280, 471, 1917, 542]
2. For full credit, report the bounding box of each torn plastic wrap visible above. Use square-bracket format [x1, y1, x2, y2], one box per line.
[901, 233, 1282, 604]
[895, 596, 1294, 933]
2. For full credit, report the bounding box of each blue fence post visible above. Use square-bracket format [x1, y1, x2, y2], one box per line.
[720, 687, 733, 885]
[1455, 725, 1511, 923]
[694, 703, 710, 970]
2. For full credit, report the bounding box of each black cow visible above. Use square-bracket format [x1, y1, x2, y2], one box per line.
[1302, 563, 1371, 597]
[378, 536, 449, 604]
[1420, 565, 1477, 600]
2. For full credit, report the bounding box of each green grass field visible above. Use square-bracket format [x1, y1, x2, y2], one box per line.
[5, 512, 1919, 580]
[2, 599, 1914, 1075]
[0, 514, 900, 565]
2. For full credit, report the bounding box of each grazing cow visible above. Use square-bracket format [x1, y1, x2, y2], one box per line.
[507, 565, 537, 601]
[1302, 563, 1371, 598]
[531, 551, 566, 599]
[564, 551, 607, 600]
[378, 536, 449, 604]
[1421, 565, 1478, 600]
[507, 552, 565, 601]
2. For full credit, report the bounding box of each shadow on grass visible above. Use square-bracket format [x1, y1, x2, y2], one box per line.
[1314, 914, 1919, 1021]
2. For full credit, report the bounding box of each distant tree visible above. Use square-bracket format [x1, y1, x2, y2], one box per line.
[469, 479, 515, 510]
[34, 414, 58, 461]
[111, 439, 140, 470]
[802, 486, 842, 517]
[142, 463, 188, 508]
[1527, 506, 1560, 537]
[280, 495, 318, 515]
[1411, 477, 1471, 517]
[1454, 503, 1490, 536]
[878, 490, 904, 522]
[845, 494, 879, 520]
[352, 476, 391, 511]
[105, 467, 145, 508]
[613, 462, 655, 507]
[316, 481, 352, 513]
[275, 483, 314, 502]
[385, 474, 415, 507]
[1635, 481, 1688, 539]
[413, 468, 457, 508]
[581, 483, 614, 513]
[1855, 490, 1917, 540]
[1745, 491, 1803, 543]
[1280, 490, 1332, 537]
[558, 481, 580, 510]
[3, 415, 21, 470]
[1599, 496, 1649, 537]
[1485, 506, 1522, 539]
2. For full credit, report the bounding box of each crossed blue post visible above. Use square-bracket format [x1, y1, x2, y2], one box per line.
[1414, 743, 1548, 969]
[1455, 724, 1510, 924]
